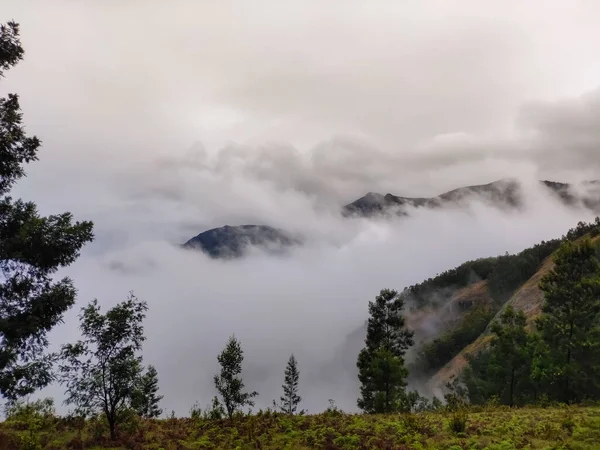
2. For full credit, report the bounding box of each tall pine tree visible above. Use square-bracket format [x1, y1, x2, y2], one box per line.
[0, 22, 93, 400]
[535, 239, 600, 403]
[357, 289, 414, 413]
[279, 354, 301, 415]
[463, 306, 536, 406]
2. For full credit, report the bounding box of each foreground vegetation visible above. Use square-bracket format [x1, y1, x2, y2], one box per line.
[1, 404, 600, 450]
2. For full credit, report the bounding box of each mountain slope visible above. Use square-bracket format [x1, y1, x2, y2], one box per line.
[328, 219, 599, 394]
[427, 227, 600, 391]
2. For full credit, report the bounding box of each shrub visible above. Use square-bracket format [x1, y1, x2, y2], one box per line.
[448, 409, 468, 434]
[324, 399, 344, 417]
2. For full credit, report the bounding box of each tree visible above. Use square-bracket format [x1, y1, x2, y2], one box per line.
[59, 293, 148, 439]
[463, 306, 536, 406]
[357, 289, 414, 413]
[0, 21, 94, 400]
[488, 306, 535, 406]
[535, 239, 600, 403]
[279, 354, 301, 415]
[214, 335, 258, 421]
[132, 365, 163, 419]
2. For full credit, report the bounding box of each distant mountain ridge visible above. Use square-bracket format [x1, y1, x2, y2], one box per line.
[342, 179, 600, 217]
[183, 179, 600, 259]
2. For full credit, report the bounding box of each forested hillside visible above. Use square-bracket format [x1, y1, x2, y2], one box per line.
[399, 220, 600, 383]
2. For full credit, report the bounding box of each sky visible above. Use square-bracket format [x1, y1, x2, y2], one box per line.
[2, 0, 600, 414]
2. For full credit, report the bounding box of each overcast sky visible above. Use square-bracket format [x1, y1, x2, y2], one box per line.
[2, 0, 600, 414]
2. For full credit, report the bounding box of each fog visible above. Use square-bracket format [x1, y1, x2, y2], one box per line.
[2, 0, 600, 414]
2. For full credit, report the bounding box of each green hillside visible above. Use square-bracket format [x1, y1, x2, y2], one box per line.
[404, 220, 600, 384]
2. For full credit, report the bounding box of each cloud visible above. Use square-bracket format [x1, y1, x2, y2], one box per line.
[518, 88, 600, 174]
[29, 179, 594, 415]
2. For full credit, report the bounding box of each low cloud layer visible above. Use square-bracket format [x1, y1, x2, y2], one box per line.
[1, 0, 600, 414]
[33, 182, 596, 415]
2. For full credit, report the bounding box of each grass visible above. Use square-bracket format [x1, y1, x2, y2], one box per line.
[1, 405, 600, 450]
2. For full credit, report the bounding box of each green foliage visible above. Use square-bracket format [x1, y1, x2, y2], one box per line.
[357, 289, 414, 414]
[132, 365, 164, 418]
[279, 354, 301, 415]
[324, 399, 344, 417]
[0, 21, 94, 400]
[448, 409, 468, 434]
[535, 238, 600, 403]
[416, 306, 494, 374]
[4, 397, 55, 424]
[191, 397, 226, 421]
[444, 377, 470, 435]
[408, 218, 600, 377]
[486, 240, 562, 302]
[400, 390, 442, 413]
[400, 258, 497, 308]
[59, 292, 148, 439]
[214, 335, 258, 421]
[463, 306, 537, 406]
[3, 397, 54, 450]
[2, 405, 598, 449]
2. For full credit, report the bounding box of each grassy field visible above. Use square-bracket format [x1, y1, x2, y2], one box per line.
[1, 405, 600, 450]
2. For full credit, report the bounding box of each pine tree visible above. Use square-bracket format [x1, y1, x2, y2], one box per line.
[132, 365, 164, 419]
[488, 306, 535, 406]
[280, 354, 301, 415]
[0, 21, 94, 400]
[463, 306, 536, 406]
[59, 293, 148, 440]
[214, 335, 258, 421]
[357, 289, 414, 413]
[536, 239, 600, 403]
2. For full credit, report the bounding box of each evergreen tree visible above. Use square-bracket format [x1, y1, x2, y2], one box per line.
[463, 306, 536, 406]
[279, 354, 301, 415]
[59, 293, 148, 439]
[214, 335, 258, 421]
[488, 306, 535, 406]
[132, 365, 163, 419]
[0, 21, 94, 400]
[357, 289, 414, 413]
[535, 239, 600, 403]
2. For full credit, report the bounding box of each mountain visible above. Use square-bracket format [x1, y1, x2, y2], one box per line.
[334, 219, 600, 395]
[343, 179, 600, 217]
[183, 179, 600, 259]
[182, 225, 301, 258]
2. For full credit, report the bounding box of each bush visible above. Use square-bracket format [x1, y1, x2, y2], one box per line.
[4, 398, 55, 425]
[324, 399, 344, 417]
[448, 409, 468, 434]
[190, 396, 225, 421]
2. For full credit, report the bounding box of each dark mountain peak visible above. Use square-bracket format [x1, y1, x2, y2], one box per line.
[343, 178, 600, 218]
[183, 224, 301, 259]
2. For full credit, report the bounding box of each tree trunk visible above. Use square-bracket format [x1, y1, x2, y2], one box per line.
[565, 319, 574, 404]
[509, 367, 515, 407]
[109, 417, 116, 440]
